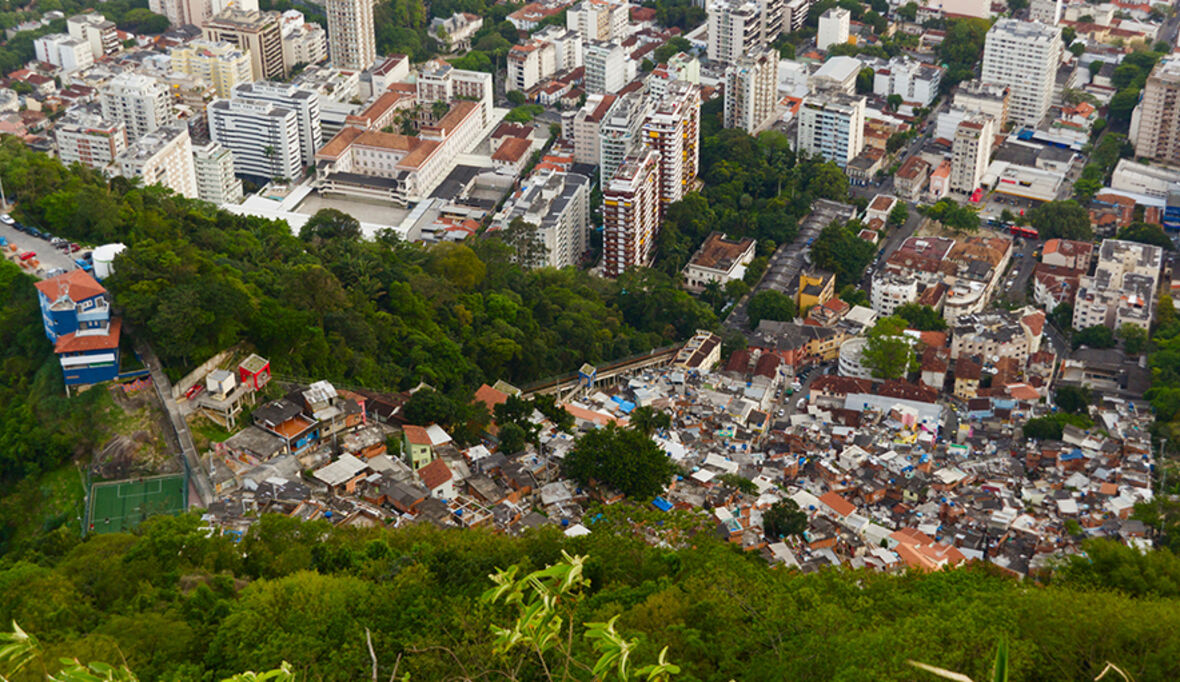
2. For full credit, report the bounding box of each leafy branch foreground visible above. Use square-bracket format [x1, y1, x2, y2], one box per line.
[1, 552, 678, 682]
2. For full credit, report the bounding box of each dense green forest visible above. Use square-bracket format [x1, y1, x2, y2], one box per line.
[2, 510, 1180, 681]
[0, 138, 713, 392]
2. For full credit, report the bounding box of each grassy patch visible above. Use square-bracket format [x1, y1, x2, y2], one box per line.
[188, 415, 235, 450]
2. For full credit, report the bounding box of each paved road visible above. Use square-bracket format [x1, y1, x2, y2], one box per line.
[134, 336, 215, 509]
[997, 238, 1038, 305]
[726, 199, 856, 331]
[861, 209, 925, 294]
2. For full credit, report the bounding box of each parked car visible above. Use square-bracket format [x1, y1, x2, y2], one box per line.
[45, 268, 66, 278]
[0, 236, 6, 247]
[18, 250, 36, 260]
[0, 214, 13, 226]
[68, 243, 81, 253]
[185, 384, 205, 400]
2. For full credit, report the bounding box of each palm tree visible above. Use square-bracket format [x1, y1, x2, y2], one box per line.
[629, 406, 671, 437]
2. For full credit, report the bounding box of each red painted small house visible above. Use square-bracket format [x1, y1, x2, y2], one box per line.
[238, 353, 271, 391]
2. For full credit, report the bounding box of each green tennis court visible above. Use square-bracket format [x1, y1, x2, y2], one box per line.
[87, 474, 187, 534]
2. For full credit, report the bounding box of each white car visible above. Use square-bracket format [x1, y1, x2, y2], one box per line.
[0, 214, 13, 226]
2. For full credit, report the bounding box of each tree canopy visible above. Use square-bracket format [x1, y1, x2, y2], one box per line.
[1028, 200, 1093, 241]
[811, 219, 877, 287]
[0, 511, 1179, 681]
[562, 423, 677, 499]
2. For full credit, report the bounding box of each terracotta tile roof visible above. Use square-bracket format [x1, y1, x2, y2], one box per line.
[404, 424, 432, 445]
[819, 491, 856, 517]
[398, 139, 440, 169]
[55, 317, 121, 354]
[474, 383, 508, 412]
[492, 137, 532, 163]
[317, 126, 364, 159]
[418, 458, 453, 490]
[35, 269, 106, 303]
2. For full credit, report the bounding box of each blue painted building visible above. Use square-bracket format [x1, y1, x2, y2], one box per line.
[34, 270, 121, 386]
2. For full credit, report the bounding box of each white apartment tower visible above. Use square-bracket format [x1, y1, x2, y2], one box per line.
[325, 0, 376, 71]
[598, 91, 649, 186]
[707, 0, 762, 64]
[99, 73, 171, 141]
[980, 19, 1062, 128]
[117, 125, 198, 199]
[507, 39, 557, 92]
[492, 168, 593, 269]
[585, 41, 627, 94]
[817, 7, 850, 51]
[723, 47, 778, 132]
[66, 13, 119, 59]
[208, 98, 302, 180]
[950, 114, 995, 194]
[642, 82, 701, 207]
[34, 34, 93, 73]
[603, 148, 661, 277]
[1029, 0, 1062, 25]
[193, 141, 245, 206]
[229, 81, 322, 167]
[566, 0, 629, 41]
[796, 91, 866, 168]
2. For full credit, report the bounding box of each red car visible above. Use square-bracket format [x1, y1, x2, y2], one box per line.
[68, 243, 81, 253]
[18, 250, 35, 261]
[185, 384, 205, 400]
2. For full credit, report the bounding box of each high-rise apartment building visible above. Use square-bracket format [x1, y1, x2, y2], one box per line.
[566, 0, 629, 41]
[641, 81, 700, 208]
[193, 141, 244, 205]
[229, 81, 322, 166]
[598, 91, 649, 186]
[565, 92, 617, 165]
[492, 168, 593, 269]
[100, 73, 171, 140]
[170, 40, 253, 98]
[950, 114, 995, 194]
[204, 8, 287, 81]
[584, 41, 627, 93]
[55, 109, 128, 170]
[796, 91, 865, 168]
[117, 124, 198, 199]
[281, 10, 329, 67]
[534, 26, 583, 73]
[1132, 59, 1180, 164]
[1073, 239, 1162, 332]
[208, 97, 302, 180]
[707, 0, 762, 64]
[66, 13, 119, 59]
[34, 34, 93, 73]
[980, 18, 1062, 127]
[603, 148, 661, 277]
[325, 0, 376, 70]
[507, 39, 556, 92]
[723, 47, 778, 132]
[954, 80, 1010, 129]
[817, 7, 850, 51]
[1028, 0, 1061, 24]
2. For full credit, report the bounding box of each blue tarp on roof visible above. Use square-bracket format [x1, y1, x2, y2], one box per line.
[610, 396, 636, 413]
[652, 497, 673, 512]
[1061, 449, 1085, 461]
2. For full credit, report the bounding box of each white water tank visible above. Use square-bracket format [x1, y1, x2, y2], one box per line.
[92, 243, 127, 280]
